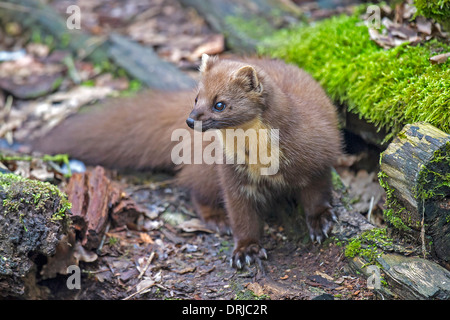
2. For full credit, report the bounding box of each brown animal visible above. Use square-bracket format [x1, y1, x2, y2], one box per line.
[33, 55, 343, 268]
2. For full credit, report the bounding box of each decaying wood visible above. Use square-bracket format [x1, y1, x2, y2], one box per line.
[345, 122, 450, 300]
[380, 122, 450, 262]
[65, 166, 143, 250]
[0, 173, 71, 298]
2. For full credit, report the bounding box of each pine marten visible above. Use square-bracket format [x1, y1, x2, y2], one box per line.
[32, 55, 343, 269]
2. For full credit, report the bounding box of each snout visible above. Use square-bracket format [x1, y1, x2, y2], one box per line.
[186, 110, 204, 130]
[186, 117, 195, 129]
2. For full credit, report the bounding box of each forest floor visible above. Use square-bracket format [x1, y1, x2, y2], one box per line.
[0, 0, 387, 300]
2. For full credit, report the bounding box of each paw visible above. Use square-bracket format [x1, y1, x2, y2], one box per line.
[306, 207, 337, 244]
[230, 242, 268, 269]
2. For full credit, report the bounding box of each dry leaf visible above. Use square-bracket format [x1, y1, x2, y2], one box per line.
[73, 242, 98, 263]
[429, 52, 450, 65]
[188, 34, 225, 61]
[139, 232, 154, 244]
[416, 16, 432, 35]
[175, 266, 196, 274]
[247, 282, 265, 297]
[314, 271, 334, 281]
[136, 278, 155, 294]
[178, 218, 214, 233]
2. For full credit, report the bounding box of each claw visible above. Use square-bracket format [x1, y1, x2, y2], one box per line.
[236, 259, 242, 270]
[332, 212, 338, 223]
[316, 235, 322, 244]
[245, 255, 252, 266]
[322, 222, 330, 238]
[259, 248, 268, 260]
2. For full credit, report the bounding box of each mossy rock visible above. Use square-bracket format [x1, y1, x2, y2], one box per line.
[259, 12, 450, 143]
[0, 173, 71, 298]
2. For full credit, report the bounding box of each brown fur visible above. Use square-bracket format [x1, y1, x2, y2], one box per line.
[33, 56, 343, 268]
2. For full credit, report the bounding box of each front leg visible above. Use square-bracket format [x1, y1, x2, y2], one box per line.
[299, 169, 337, 243]
[223, 184, 268, 269]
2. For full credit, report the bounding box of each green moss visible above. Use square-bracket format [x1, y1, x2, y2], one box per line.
[415, 0, 450, 30]
[0, 173, 71, 223]
[344, 228, 393, 266]
[414, 142, 450, 201]
[259, 12, 450, 142]
[0, 153, 72, 177]
[378, 171, 412, 231]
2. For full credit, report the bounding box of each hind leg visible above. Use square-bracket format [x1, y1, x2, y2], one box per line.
[191, 191, 230, 235]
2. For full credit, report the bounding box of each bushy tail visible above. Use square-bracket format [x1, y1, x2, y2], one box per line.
[32, 90, 194, 171]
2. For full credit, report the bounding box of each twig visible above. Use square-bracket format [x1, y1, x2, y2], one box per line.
[367, 196, 375, 223]
[82, 268, 110, 274]
[96, 222, 111, 255]
[421, 201, 427, 259]
[122, 281, 155, 300]
[138, 251, 155, 279]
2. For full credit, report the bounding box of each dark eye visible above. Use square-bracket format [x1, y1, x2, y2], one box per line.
[213, 102, 226, 112]
[195, 95, 198, 104]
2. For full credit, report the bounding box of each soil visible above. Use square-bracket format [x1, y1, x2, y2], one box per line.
[36, 170, 376, 300]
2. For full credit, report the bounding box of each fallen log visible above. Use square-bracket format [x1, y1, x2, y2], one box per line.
[177, 0, 303, 52]
[379, 122, 450, 263]
[350, 253, 450, 300]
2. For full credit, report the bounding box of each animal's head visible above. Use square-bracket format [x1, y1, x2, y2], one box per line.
[186, 54, 267, 131]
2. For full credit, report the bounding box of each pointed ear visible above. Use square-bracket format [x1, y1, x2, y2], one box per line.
[199, 54, 217, 73]
[232, 66, 263, 93]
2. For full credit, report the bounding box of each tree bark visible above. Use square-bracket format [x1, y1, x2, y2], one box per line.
[65, 166, 143, 250]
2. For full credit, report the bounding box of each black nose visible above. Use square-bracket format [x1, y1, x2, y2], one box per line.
[186, 117, 195, 129]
